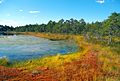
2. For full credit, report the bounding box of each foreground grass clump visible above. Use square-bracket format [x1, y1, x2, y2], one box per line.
[0, 57, 9, 66]
[12, 52, 84, 70]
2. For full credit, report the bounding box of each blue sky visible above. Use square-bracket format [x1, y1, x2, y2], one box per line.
[0, 0, 120, 27]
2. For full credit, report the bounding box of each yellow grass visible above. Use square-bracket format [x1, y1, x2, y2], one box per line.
[10, 32, 120, 80]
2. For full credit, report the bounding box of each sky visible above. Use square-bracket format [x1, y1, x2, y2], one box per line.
[0, 0, 120, 27]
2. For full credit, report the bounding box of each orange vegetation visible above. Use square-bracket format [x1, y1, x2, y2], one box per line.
[0, 33, 120, 81]
[1, 49, 119, 81]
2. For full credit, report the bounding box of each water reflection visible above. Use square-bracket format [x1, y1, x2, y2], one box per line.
[0, 35, 78, 62]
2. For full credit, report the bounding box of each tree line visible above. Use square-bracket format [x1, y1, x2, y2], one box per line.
[0, 12, 120, 45]
[0, 25, 13, 32]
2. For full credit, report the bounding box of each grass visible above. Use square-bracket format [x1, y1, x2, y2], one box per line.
[1, 32, 120, 81]
[11, 52, 83, 70]
[88, 38, 120, 81]
[0, 57, 9, 66]
[11, 35, 85, 70]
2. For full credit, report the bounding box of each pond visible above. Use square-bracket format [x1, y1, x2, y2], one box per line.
[0, 35, 78, 62]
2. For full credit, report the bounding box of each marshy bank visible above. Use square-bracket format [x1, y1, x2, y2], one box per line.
[0, 32, 79, 63]
[0, 32, 119, 81]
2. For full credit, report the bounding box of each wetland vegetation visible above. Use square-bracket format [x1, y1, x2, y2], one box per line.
[0, 12, 120, 81]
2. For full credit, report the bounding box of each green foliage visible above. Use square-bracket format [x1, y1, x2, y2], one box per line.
[14, 18, 86, 34]
[0, 12, 120, 41]
[0, 57, 9, 66]
[13, 12, 120, 46]
[0, 25, 13, 31]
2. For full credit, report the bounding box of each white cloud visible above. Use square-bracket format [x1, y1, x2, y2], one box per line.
[19, 9, 23, 12]
[96, 0, 105, 4]
[0, 0, 4, 4]
[0, 19, 20, 27]
[29, 11, 40, 14]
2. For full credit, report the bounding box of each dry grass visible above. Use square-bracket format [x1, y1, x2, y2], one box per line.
[0, 32, 120, 81]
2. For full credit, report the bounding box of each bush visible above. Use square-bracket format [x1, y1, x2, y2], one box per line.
[0, 57, 9, 66]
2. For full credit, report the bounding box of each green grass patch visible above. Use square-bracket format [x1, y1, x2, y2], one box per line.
[0, 57, 9, 66]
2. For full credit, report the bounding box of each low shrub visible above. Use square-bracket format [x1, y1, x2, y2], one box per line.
[0, 57, 9, 66]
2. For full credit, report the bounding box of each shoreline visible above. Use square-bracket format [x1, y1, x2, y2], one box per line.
[7, 32, 74, 40]
[7, 32, 84, 47]
[0, 32, 82, 65]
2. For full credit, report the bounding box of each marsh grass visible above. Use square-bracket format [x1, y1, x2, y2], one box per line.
[1, 33, 120, 80]
[87, 37, 120, 80]
[0, 57, 9, 66]
[11, 52, 85, 71]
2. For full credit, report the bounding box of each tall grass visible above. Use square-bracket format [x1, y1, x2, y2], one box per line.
[86, 37, 120, 80]
[1, 33, 120, 80]
[0, 57, 9, 66]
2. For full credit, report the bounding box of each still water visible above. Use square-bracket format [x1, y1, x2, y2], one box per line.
[0, 35, 78, 61]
